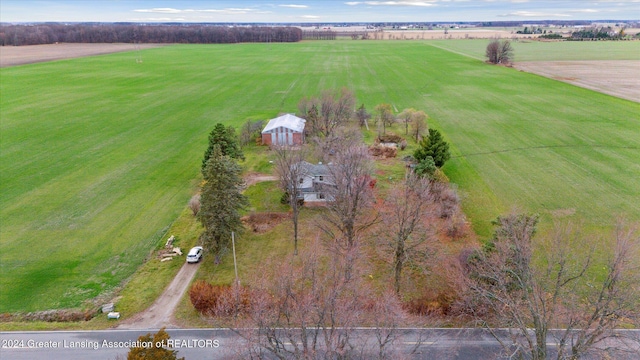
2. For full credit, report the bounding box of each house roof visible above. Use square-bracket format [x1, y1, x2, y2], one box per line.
[298, 161, 331, 176]
[262, 114, 306, 134]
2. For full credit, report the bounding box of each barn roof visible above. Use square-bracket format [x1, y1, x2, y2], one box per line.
[262, 114, 306, 134]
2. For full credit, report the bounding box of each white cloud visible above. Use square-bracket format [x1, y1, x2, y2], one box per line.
[134, 8, 184, 14]
[128, 17, 187, 21]
[279, 4, 309, 8]
[498, 10, 571, 17]
[345, 1, 436, 6]
[134, 7, 259, 15]
[301, 15, 321, 18]
[568, 9, 599, 13]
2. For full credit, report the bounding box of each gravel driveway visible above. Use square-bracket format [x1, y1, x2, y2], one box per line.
[115, 261, 200, 329]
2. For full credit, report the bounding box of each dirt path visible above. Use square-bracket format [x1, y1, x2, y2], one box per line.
[244, 173, 278, 187]
[115, 262, 200, 330]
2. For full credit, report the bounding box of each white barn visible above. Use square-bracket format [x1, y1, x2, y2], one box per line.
[261, 114, 306, 146]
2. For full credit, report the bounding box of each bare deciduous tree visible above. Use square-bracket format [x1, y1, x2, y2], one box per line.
[379, 173, 435, 294]
[320, 88, 356, 138]
[485, 39, 513, 65]
[410, 110, 428, 143]
[485, 40, 500, 64]
[273, 145, 308, 255]
[398, 108, 416, 136]
[356, 103, 372, 129]
[298, 88, 355, 138]
[461, 213, 640, 360]
[298, 97, 322, 138]
[318, 142, 378, 253]
[232, 238, 415, 360]
[310, 126, 362, 163]
[374, 103, 395, 136]
[240, 119, 264, 146]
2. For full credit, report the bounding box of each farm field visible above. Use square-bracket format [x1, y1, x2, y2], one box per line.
[0, 43, 163, 67]
[429, 39, 640, 61]
[513, 60, 640, 103]
[1, 41, 639, 313]
[430, 39, 640, 102]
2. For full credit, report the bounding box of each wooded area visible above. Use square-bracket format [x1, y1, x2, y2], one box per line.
[0, 24, 303, 46]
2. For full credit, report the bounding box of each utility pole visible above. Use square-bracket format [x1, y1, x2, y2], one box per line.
[232, 232, 239, 285]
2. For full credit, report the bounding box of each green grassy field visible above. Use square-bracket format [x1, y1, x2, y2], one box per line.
[1, 40, 639, 312]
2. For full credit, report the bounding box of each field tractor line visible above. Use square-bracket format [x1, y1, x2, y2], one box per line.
[279, 79, 299, 112]
[426, 42, 484, 61]
[452, 144, 640, 159]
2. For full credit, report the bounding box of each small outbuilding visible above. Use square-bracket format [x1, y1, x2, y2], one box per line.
[261, 114, 306, 146]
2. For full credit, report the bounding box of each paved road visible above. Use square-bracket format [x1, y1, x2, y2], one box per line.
[0, 328, 566, 360]
[2, 328, 638, 359]
[1, 329, 232, 360]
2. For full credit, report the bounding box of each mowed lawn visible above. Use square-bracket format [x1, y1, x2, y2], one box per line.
[1, 41, 639, 312]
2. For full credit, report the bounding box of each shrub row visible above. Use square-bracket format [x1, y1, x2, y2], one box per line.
[189, 281, 251, 317]
[0, 309, 97, 322]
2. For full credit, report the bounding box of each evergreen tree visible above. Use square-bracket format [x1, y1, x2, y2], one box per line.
[202, 124, 244, 173]
[414, 128, 450, 168]
[198, 146, 248, 253]
[414, 156, 436, 178]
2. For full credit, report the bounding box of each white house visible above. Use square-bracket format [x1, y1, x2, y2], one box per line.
[295, 161, 333, 202]
[261, 114, 306, 146]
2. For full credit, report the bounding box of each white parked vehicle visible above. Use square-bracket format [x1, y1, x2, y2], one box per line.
[186, 246, 203, 263]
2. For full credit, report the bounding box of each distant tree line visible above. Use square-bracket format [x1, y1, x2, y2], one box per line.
[0, 24, 303, 46]
[516, 26, 545, 35]
[480, 20, 597, 27]
[570, 26, 630, 40]
[539, 33, 563, 39]
[301, 30, 336, 40]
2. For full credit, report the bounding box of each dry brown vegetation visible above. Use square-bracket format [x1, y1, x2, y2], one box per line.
[369, 144, 398, 158]
[514, 60, 640, 103]
[0, 43, 163, 67]
[0, 309, 96, 323]
[189, 281, 251, 317]
[242, 212, 290, 233]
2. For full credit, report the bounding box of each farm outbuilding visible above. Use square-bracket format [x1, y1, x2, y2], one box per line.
[261, 114, 306, 146]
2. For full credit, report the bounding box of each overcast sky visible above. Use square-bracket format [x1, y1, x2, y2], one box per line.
[1, 0, 639, 23]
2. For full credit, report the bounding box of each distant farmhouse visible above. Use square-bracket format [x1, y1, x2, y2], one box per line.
[296, 161, 332, 203]
[261, 114, 306, 146]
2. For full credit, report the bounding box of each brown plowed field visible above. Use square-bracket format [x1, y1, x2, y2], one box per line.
[514, 60, 640, 103]
[0, 43, 162, 67]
